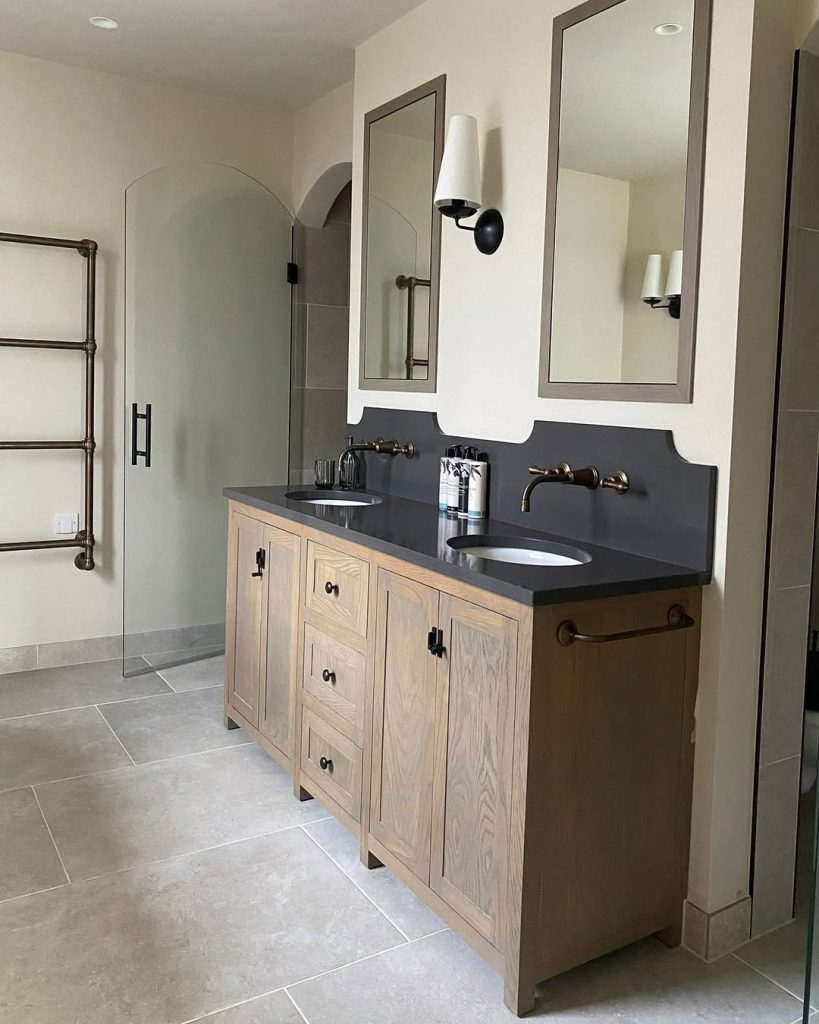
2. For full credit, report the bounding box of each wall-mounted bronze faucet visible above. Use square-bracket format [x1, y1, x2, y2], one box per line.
[521, 462, 600, 512]
[339, 437, 415, 460]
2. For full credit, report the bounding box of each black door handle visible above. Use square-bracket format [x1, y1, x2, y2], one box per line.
[251, 547, 265, 578]
[427, 627, 444, 658]
[319, 756, 333, 771]
[324, 581, 339, 595]
[321, 669, 336, 683]
[131, 403, 152, 467]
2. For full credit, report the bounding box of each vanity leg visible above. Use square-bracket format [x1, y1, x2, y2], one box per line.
[224, 712, 239, 731]
[504, 967, 537, 1018]
[656, 916, 683, 948]
[296, 786, 313, 802]
[362, 849, 382, 870]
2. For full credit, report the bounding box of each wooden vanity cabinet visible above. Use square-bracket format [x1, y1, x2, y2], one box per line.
[224, 501, 702, 1017]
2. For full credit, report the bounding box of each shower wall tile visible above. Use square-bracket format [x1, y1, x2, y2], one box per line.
[751, 755, 801, 937]
[297, 389, 348, 473]
[299, 222, 351, 307]
[306, 305, 350, 390]
[767, 410, 819, 590]
[0, 645, 37, 676]
[759, 584, 811, 765]
[780, 229, 819, 411]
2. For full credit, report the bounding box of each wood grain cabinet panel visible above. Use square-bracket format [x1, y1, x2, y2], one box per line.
[302, 624, 367, 743]
[258, 524, 301, 759]
[306, 541, 369, 638]
[430, 595, 518, 948]
[225, 511, 264, 728]
[301, 708, 363, 821]
[370, 569, 439, 883]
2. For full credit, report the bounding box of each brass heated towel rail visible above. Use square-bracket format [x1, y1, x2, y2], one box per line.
[0, 231, 98, 571]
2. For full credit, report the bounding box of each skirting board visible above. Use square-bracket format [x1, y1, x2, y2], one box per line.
[683, 896, 752, 960]
[0, 622, 225, 675]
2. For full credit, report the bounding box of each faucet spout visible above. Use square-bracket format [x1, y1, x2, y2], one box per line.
[520, 462, 600, 512]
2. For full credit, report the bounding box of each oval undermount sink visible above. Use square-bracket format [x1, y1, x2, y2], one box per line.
[447, 534, 591, 566]
[284, 489, 383, 507]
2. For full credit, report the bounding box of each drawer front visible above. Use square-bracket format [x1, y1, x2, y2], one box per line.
[302, 624, 366, 742]
[305, 541, 369, 638]
[300, 709, 362, 821]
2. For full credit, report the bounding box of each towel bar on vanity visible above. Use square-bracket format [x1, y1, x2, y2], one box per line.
[557, 604, 695, 646]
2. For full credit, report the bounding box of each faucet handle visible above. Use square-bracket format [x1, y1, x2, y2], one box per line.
[601, 470, 630, 494]
[528, 465, 551, 475]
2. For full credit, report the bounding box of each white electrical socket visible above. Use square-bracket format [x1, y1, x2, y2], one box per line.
[55, 513, 79, 536]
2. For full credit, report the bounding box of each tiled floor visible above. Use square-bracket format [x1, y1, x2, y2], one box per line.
[0, 655, 811, 1023]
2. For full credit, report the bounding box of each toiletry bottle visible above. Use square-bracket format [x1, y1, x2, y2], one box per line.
[447, 445, 462, 518]
[339, 436, 363, 491]
[468, 451, 489, 520]
[439, 446, 454, 511]
[458, 460, 470, 519]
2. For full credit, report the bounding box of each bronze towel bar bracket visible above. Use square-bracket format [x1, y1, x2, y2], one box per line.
[557, 604, 695, 647]
[0, 231, 98, 571]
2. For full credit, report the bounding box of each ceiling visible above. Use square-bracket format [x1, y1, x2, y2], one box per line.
[0, 0, 428, 109]
[559, 0, 695, 181]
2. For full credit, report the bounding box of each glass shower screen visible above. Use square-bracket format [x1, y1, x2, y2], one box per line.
[123, 163, 293, 674]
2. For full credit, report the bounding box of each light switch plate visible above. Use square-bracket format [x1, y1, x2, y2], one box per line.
[55, 513, 79, 535]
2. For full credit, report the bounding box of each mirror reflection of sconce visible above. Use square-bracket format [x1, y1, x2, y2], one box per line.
[433, 114, 504, 255]
[641, 250, 683, 320]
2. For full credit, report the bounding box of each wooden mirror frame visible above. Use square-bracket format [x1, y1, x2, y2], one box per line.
[359, 75, 446, 394]
[538, 0, 711, 403]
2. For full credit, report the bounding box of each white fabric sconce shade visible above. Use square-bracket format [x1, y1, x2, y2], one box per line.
[665, 249, 683, 297]
[434, 114, 483, 217]
[641, 254, 664, 301]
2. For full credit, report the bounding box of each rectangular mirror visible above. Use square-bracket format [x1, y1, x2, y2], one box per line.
[539, 0, 710, 402]
[359, 76, 445, 393]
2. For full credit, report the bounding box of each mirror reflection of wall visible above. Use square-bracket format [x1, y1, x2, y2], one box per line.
[360, 78, 444, 392]
[543, 0, 706, 398]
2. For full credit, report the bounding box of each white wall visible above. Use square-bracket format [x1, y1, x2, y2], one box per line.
[550, 168, 629, 383]
[621, 171, 686, 383]
[0, 50, 293, 649]
[292, 81, 354, 223]
[348, 0, 796, 919]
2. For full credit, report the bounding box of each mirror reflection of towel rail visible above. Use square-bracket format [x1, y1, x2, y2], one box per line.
[396, 274, 431, 379]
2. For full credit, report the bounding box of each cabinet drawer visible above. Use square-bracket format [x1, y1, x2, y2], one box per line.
[305, 540, 369, 638]
[302, 624, 366, 742]
[300, 709, 362, 822]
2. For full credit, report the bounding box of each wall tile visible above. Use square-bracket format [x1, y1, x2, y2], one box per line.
[0, 645, 37, 676]
[751, 755, 801, 936]
[795, 55, 819, 232]
[306, 304, 350, 389]
[760, 585, 812, 765]
[297, 388, 348, 474]
[781, 229, 819, 411]
[37, 634, 121, 669]
[768, 410, 819, 590]
[299, 222, 351, 306]
[291, 302, 307, 389]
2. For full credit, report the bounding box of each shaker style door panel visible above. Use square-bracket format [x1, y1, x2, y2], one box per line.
[370, 569, 439, 883]
[258, 523, 301, 759]
[225, 511, 264, 728]
[430, 594, 518, 948]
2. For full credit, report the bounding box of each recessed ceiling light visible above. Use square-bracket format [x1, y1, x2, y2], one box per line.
[89, 16, 119, 30]
[654, 22, 683, 35]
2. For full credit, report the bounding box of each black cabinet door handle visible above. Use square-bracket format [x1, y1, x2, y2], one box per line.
[427, 627, 445, 658]
[321, 669, 336, 683]
[251, 547, 265, 578]
[324, 581, 339, 595]
[319, 756, 333, 771]
[131, 403, 152, 467]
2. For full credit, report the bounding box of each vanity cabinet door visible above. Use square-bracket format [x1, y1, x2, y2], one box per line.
[225, 510, 265, 728]
[430, 594, 517, 949]
[370, 569, 439, 883]
[258, 523, 301, 759]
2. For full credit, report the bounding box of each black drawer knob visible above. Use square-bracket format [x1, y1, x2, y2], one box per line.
[321, 669, 336, 683]
[324, 581, 339, 595]
[319, 756, 333, 771]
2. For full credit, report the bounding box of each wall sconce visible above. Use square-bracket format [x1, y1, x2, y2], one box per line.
[433, 114, 504, 255]
[641, 250, 683, 319]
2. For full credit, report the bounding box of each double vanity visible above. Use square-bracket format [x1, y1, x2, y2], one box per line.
[222, 420, 711, 1015]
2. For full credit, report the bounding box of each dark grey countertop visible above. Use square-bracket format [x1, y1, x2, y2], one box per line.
[224, 485, 711, 607]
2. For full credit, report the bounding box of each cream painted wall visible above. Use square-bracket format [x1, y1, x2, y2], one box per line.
[621, 172, 686, 384]
[550, 168, 629, 383]
[0, 50, 293, 649]
[348, 0, 796, 918]
[292, 81, 354, 221]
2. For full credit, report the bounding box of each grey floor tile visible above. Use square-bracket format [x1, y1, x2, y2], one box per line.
[156, 654, 225, 692]
[290, 929, 804, 1024]
[304, 817, 444, 940]
[0, 707, 132, 791]
[35, 744, 330, 880]
[0, 658, 170, 720]
[190, 990, 303, 1023]
[0, 829, 403, 1024]
[735, 920, 812, 1002]
[0, 788, 67, 901]
[98, 686, 245, 763]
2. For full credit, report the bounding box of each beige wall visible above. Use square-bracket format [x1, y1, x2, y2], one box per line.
[292, 81, 354, 223]
[347, 0, 796, 919]
[0, 50, 293, 650]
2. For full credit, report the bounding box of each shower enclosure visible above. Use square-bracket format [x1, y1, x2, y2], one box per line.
[124, 163, 293, 673]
